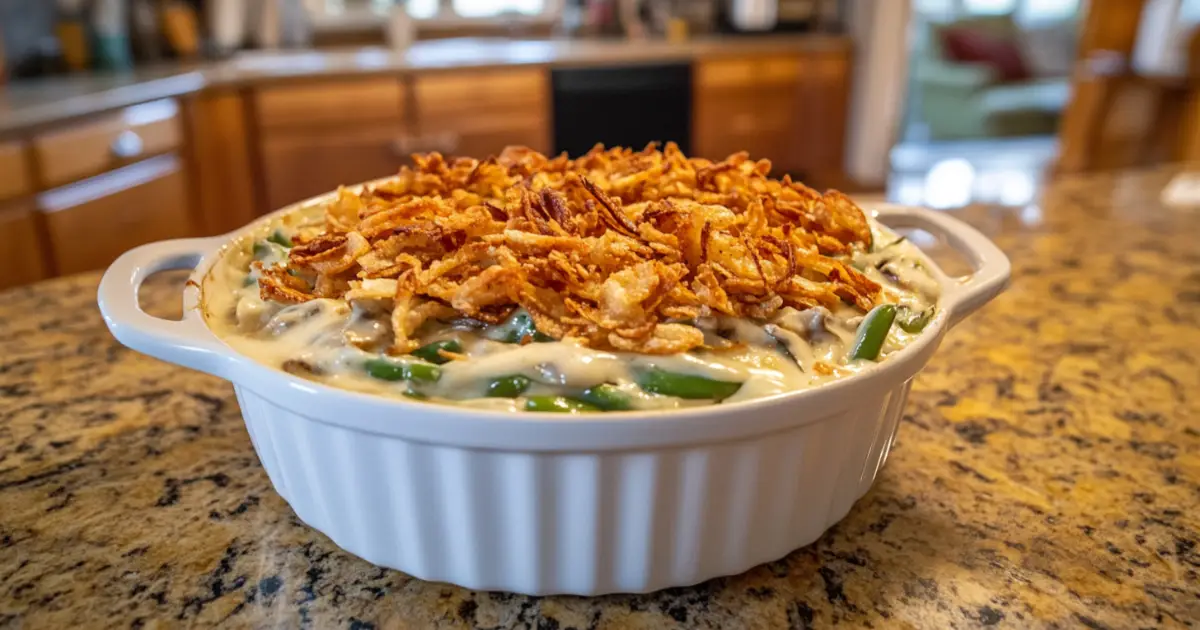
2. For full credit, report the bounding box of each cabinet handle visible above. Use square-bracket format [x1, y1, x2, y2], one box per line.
[110, 130, 145, 160]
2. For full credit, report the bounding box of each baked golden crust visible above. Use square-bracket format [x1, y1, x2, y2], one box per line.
[260, 143, 880, 354]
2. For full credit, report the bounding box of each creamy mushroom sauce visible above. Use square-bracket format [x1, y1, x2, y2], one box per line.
[203, 206, 941, 412]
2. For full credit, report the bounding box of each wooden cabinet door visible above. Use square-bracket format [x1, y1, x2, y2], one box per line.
[39, 154, 192, 275]
[418, 111, 550, 160]
[255, 79, 405, 131]
[260, 124, 407, 210]
[0, 201, 49, 290]
[0, 140, 32, 204]
[693, 85, 799, 168]
[791, 51, 850, 182]
[693, 56, 804, 173]
[413, 69, 551, 157]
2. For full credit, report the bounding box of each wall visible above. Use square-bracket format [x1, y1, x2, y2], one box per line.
[844, 0, 912, 187]
[0, 0, 55, 77]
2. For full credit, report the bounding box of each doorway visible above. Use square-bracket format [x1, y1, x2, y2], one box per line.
[890, 0, 1083, 207]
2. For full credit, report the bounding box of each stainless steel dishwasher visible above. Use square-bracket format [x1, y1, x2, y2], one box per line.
[551, 63, 692, 157]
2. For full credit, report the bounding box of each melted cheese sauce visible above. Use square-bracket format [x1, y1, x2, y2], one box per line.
[203, 208, 940, 411]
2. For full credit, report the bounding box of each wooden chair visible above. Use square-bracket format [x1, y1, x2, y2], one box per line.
[1058, 26, 1200, 172]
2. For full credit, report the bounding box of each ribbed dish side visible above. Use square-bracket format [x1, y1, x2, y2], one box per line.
[235, 379, 913, 595]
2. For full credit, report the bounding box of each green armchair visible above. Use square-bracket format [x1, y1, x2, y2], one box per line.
[912, 14, 1073, 140]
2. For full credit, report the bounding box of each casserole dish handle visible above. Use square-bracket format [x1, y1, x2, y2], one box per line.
[98, 237, 234, 377]
[874, 206, 1011, 328]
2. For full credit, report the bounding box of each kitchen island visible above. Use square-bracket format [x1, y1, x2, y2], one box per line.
[1, 169, 1197, 628]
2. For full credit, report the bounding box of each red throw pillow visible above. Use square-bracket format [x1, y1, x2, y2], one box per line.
[940, 27, 1031, 83]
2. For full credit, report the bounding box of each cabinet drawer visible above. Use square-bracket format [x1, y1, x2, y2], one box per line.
[261, 125, 407, 210]
[0, 141, 31, 203]
[34, 99, 181, 188]
[695, 56, 801, 89]
[0, 202, 49, 289]
[255, 79, 405, 131]
[39, 154, 191, 275]
[414, 69, 547, 117]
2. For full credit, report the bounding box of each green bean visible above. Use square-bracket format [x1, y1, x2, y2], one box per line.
[404, 363, 441, 383]
[267, 229, 293, 248]
[850, 304, 897, 361]
[579, 384, 633, 411]
[364, 358, 441, 383]
[487, 374, 532, 398]
[523, 396, 600, 413]
[243, 276, 257, 287]
[402, 389, 428, 400]
[252, 241, 272, 260]
[635, 368, 742, 400]
[897, 306, 934, 333]
[410, 339, 462, 365]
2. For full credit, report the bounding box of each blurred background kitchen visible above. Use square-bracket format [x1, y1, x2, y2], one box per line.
[0, 0, 1193, 290]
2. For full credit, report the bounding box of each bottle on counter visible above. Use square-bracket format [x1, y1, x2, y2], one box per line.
[55, 0, 92, 72]
[277, 0, 312, 48]
[93, 0, 134, 71]
[209, 0, 248, 56]
[130, 0, 164, 62]
[254, 0, 283, 49]
[161, 0, 202, 59]
[729, 0, 778, 32]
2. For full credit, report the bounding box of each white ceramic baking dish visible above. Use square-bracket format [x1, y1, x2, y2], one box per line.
[97, 190, 1009, 596]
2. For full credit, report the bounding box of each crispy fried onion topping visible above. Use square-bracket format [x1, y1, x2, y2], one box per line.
[260, 144, 879, 354]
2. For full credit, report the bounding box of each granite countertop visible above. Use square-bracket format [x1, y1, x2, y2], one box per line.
[2, 168, 1199, 629]
[0, 34, 847, 135]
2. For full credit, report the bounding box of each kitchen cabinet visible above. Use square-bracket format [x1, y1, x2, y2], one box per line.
[184, 91, 259, 235]
[692, 50, 850, 184]
[413, 69, 551, 157]
[33, 99, 182, 188]
[0, 140, 32, 203]
[261, 124, 408, 210]
[255, 78, 409, 209]
[0, 141, 49, 288]
[693, 55, 803, 170]
[0, 202, 50, 289]
[254, 79, 405, 130]
[38, 155, 192, 275]
[793, 50, 851, 184]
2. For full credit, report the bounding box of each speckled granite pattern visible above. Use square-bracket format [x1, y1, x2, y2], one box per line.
[1, 170, 1198, 629]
